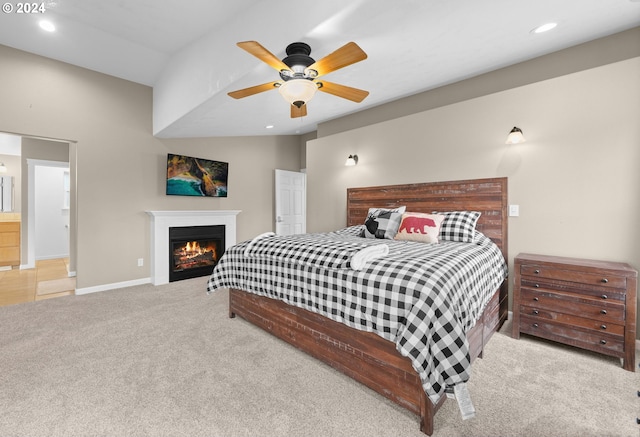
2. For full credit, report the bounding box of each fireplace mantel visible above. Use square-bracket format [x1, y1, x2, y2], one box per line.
[146, 210, 240, 285]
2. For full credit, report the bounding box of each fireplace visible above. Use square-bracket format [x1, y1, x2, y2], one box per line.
[146, 210, 240, 285]
[169, 225, 225, 282]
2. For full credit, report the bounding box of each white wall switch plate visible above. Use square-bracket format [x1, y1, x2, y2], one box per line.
[137, 258, 144, 267]
[509, 205, 520, 217]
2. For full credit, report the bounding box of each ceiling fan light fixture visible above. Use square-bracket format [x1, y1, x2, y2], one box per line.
[278, 79, 317, 107]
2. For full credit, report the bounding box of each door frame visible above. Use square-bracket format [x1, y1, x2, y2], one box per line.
[0, 131, 77, 278]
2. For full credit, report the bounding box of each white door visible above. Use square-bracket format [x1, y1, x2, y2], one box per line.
[275, 169, 306, 235]
[34, 165, 70, 260]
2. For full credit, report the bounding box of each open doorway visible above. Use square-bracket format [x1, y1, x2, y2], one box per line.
[0, 133, 77, 306]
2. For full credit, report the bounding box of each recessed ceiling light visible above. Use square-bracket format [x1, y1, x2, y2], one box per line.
[39, 20, 55, 32]
[265, 125, 274, 129]
[532, 22, 557, 34]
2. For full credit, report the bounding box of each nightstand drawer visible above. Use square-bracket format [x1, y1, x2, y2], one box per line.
[520, 277, 625, 302]
[518, 305, 625, 336]
[519, 316, 624, 355]
[520, 264, 627, 289]
[520, 287, 624, 323]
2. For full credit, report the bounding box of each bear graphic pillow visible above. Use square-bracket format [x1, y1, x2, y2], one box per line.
[394, 212, 446, 243]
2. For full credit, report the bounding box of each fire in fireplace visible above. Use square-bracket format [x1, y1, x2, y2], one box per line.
[169, 225, 225, 282]
[173, 240, 217, 270]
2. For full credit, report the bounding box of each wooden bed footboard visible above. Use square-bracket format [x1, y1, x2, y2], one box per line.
[229, 286, 503, 435]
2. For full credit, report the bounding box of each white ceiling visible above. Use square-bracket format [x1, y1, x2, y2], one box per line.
[0, 0, 638, 137]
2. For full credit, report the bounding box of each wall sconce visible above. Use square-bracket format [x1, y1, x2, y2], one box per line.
[505, 127, 526, 144]
[0, 163, 7, 173]
[345, 155, 358, 166]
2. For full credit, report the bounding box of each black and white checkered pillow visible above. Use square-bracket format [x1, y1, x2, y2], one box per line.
[361, 206, 406, 239]
[434, 211, 481, 243]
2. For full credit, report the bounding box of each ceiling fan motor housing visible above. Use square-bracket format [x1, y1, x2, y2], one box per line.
[280, 42, 316, 80]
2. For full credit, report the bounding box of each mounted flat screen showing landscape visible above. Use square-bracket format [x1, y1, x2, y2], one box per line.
[166, 153, 228, 198]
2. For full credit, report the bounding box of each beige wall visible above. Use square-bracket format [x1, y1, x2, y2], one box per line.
[298, 131, 317, 171]
[307, 56, 640, 336]
[0, 44, 301, 289]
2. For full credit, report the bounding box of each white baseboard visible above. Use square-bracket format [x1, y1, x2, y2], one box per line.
[75, 277, 151, 295]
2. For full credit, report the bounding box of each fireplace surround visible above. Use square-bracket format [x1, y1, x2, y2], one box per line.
[146, 210, 240, 285]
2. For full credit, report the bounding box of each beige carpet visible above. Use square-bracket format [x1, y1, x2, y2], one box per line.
[36, 277, 76, 296]
[0, 277, 637, 437]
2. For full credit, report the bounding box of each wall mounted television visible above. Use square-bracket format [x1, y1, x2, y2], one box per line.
[166, 153, 228, 198]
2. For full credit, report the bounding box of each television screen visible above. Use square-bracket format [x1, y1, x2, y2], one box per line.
[166, 153, 228, 197]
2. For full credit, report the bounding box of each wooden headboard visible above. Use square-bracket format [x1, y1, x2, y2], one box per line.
[346, 177, 508, 259]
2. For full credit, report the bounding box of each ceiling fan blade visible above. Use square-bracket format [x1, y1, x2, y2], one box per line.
[291, 104, 307, 118]
[305, 42, 367, 77]
[227, 81, 281, 99]
[237, 41, 290, 72]
[316, 81, 369, 103]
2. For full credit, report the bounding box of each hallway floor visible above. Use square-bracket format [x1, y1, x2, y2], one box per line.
[0, 258, 75, 307]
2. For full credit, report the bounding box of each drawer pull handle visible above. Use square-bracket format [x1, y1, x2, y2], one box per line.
[533, 310, 539, 315]
[534, 269, 540, 274]
[601, 324, 607, 330]
[601, 294, 607, 299]
[534, 284, 540, 288]
[600, 309, 607, 315]
[601, 278, 608, 284]
[600, 340, 607, 345]
[533, 297, 539, 302]
[532, 323, 538, 328]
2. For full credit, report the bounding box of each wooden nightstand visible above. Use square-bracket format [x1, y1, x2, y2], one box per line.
[512, 253, 637, 371]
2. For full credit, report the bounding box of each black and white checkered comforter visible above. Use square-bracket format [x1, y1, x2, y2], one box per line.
[206, 225, 508, 404]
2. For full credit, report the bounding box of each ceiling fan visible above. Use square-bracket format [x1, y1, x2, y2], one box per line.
[227, 41, 369, 118]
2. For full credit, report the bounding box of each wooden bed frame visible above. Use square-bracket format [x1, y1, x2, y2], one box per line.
[228, 177, 508, 435]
